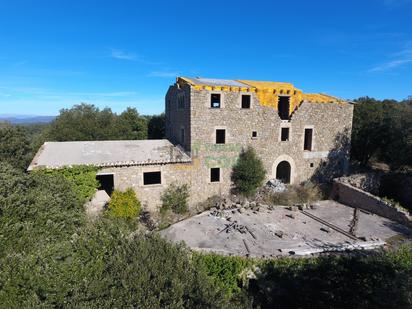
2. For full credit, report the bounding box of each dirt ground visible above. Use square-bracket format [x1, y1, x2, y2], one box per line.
[160, 200, 412, 257]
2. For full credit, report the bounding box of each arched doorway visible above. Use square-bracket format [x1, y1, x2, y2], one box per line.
[276, 161, 291, 184]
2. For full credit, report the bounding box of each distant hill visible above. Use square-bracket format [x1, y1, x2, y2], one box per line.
[0, 114, 56, 124]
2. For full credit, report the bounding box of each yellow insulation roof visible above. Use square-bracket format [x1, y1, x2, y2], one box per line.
[178, 77, 347, 115]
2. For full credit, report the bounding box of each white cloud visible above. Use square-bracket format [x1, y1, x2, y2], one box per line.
[369, 46, 412, 72]
[110, 48, 137, 61]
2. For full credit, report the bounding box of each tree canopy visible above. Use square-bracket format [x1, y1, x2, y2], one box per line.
[46, 103, 149, 141]
[351, 97, 412, 168]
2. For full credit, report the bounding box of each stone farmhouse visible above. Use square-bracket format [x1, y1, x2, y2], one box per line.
[29, 77, 354, 211]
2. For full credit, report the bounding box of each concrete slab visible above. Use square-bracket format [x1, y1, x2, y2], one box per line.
[160, 200, 412, 257]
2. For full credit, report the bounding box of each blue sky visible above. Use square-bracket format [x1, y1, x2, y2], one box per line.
[0, 0, 411, 116]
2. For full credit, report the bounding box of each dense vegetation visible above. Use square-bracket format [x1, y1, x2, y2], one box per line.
[0, 162, 230, 308]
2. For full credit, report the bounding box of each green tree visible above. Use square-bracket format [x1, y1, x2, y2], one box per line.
[231, 147, 266, 196]
[351, 97, 412, 168]
[0, 124, 32, 170]
[46, 103, 148, 141]
[148, 113, 166, 139]
[116, 107, 148, 140]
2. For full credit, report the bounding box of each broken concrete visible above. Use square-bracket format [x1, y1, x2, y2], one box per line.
[161, 200, 412, 257]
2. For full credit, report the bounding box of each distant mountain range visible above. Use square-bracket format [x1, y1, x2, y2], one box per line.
[0, 114, 56, 124]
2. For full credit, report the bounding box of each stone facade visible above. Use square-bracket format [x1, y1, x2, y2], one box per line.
[101, 77, 354, 212]
[162, 78, 353, 210]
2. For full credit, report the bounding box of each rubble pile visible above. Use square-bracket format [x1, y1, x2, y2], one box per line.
[265, 178, 286, 193]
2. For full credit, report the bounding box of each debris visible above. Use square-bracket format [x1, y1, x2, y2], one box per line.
[349, 208, 359, 236]
[219, 221, 248, 234]
[275, 230, 284, 238]
[243, 239, 250, 253]
[286, 214, 295, 219]
[266, 178, 286, 193]
[246, 227, 257, 239]
[320, 227, 331, 233]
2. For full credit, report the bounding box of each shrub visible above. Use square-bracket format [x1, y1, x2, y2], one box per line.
[107, 188, 141, 219]
[161, 183, 190, 214]
[231, 147, 266, 196]
[194, 253, 254, 297]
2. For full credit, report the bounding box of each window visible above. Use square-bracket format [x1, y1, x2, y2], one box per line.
[278, 96, 290, 120]
[143, 171, 161, 185]
[178, 96, 185, 109]
[216, 129, 226, 144]
[210, 168, 220, 182]
[281, 127, 289, 141]
[180, 127, 185, 144]
[96, 174, 114, 196]
[310, 162, 314, 167]
[211, 93, 221, 108]
[241, 95, 251, 108]
[252, 131, 257, 138]
[304, 128, 313, 151]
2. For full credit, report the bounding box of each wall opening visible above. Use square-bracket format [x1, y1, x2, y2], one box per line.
[211, 93, 221, 108]
[252, 131, 257, 138]
[281, 127, 289, 141]
[276, 161, 291, 184]
[96, 174, 114, 196]
[278, 96, 290, 120]
[241, 95, 251, 108]
[210, 167, 220, 182]
[143, 171, 161, 185]
[304, 128, 313, 151]
[216, 129, 226, 144]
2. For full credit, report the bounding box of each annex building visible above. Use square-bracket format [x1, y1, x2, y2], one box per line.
[29, 77, 354, 211]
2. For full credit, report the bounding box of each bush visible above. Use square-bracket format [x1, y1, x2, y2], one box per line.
[107, 188, 141, 219]
[161, 183, 190, 214]
[231, 147, 266, 196]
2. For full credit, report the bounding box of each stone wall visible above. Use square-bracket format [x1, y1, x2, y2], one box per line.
[100, 163, 192, 212]
[331, 178, 412, 227]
